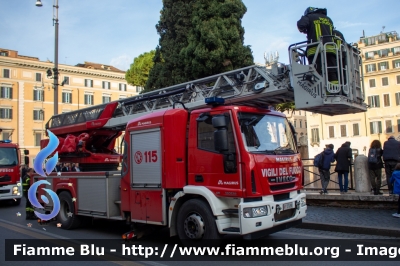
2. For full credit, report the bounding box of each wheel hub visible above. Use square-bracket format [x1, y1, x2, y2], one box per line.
[183, 214, 205, 239]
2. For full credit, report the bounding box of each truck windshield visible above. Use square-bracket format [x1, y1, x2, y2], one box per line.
[238, 112, 296, 154]
[0, 148, 18, 166]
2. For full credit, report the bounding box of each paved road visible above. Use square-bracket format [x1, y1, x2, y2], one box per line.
[1, 199, 400, 266]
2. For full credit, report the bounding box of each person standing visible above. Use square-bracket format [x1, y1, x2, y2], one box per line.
[368, 140, 384, 195]
[382, 136, 400, 195]
[334, 141, 352, 194]
[22, 168, 36, 220]
[297, 7, 338, 84]
[319, 144, 336, 195]
[390, 163, 400, 218]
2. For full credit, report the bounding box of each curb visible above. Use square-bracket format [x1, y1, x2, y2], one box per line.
[297, 221, 400, 238]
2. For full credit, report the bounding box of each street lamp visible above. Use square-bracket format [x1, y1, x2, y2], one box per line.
[36, 0, 59, 115]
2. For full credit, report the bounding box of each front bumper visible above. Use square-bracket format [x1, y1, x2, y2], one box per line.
[215, 191, 306, 235]
[0, 183, 23, 201]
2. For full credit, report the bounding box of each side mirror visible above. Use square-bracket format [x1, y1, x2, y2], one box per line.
[214, 130, 228, 152]
[24, 150, 29, 155]
[212, 115, 227, 128]
[24, 156, 29, 165]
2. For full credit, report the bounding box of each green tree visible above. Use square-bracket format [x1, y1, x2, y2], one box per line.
[145, 0, 254, 91]
[275, 102, 296, 114]
[125, 50, 156, 88]
[145, 0, 193, 91]
[182, 0, 253, 79]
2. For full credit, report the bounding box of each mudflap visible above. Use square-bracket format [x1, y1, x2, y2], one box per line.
[242, 219, 302, 240]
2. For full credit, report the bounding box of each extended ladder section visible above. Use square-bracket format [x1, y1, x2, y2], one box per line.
[46, 39, 367, 133]
[289, 38, 367, 116]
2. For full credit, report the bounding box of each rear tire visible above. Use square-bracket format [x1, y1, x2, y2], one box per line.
[57, 191, 81, 229]
[177, 199, 221, 244]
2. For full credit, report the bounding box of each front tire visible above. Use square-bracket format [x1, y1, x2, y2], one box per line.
[58, 191, 81, 229]
[177, 199, 221, 242]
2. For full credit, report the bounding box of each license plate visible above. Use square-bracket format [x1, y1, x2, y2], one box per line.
[283, 202, 294, 210]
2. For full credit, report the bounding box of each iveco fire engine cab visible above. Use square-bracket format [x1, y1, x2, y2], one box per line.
[35, 38, 366, 240]
[0, 133, 29, 205]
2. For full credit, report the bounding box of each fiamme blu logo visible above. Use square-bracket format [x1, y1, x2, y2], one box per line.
[30, 130, 60, 221]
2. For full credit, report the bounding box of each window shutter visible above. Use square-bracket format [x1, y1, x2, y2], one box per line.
[369, 122, 373, 134]
[376, 96, 380, 107]
[9, 87, 12, 99]
[378, 121, 382, 133]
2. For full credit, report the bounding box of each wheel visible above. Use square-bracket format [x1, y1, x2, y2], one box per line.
[57, 191, 81, 229]
[177, 199, 221, 243]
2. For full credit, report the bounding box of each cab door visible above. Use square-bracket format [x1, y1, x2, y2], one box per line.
[188, 111, 241, 197]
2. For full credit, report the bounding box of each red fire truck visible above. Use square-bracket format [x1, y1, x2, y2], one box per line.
[0, 135, 29, 205]
[36, 40, 366, 240]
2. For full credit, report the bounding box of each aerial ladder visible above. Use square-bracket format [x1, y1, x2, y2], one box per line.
[42, 39, 367, 170]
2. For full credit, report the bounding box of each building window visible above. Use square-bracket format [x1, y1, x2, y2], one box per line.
[397, 75, 400, 84]
[33, 110, 44, 121]
[84, 94, 94, 105]
[34, 132, 42, 147]
[328, 126, 335, 138]
[379, 62, 389, 71]
[299, 111, 301, 115]
[393, 60, 400, 69]
[102, 95, 111, 103]
[33, 89, 45, 101]
[299, 120, 302, 128]
[0, 51, 8, 56]
[0, 87, 12, 99]
[36, 73, 42, 82]
[366, 64, 376, 73]
[369, 79, 376, 88]
[383, 94, 390, 107]
[84, 79, 93, 87]
[3, 69, 10, 78]
[370, 121, 382, 134]
[136, 86, 143, 93]
[311, 128, 319, 143]
[340, 125, 347, 137]
[382, 77, 389, 86]
[119, 83, 127, 91]
[365, 51, 374, 59]
[102, 81, 110, 89]
[353, 123, 360, 136]
[385, 120, 393, 133]
[394, 47, 400, 54]
[62, 76, 69, 85]
[368, 95, 380, 108]
[62, 91, 72, 103]
[0, 108, 12, 119]
[396, 92, 400, 106]
[294, 120, 297, 128]
[380, 49, 389, 57]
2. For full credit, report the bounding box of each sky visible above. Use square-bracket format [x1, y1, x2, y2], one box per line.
[1, 0, 400, 72]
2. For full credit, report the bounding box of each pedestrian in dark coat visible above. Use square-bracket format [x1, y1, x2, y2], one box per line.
[319, 144, 335, 195]
[368, 140, 384, 195]
[382, 136, 400, 195]
[334, 141, 352, 193]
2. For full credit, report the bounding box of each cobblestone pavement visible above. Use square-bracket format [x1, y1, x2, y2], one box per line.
[303, 206, 400, 230]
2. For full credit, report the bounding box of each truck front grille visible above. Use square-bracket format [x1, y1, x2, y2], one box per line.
[0, 175, 11, 182]
[270, 183, 295, 191]
[0, 189, 10, 194]
[274, 208, 296, 222]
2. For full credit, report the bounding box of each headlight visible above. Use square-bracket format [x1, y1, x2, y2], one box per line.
[243, 206, 268, 218]
[300, 197, 306, 207]
[12, 186, 19, 195]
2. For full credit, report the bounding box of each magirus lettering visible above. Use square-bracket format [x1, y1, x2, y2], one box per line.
[297, 80, 317, 98]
